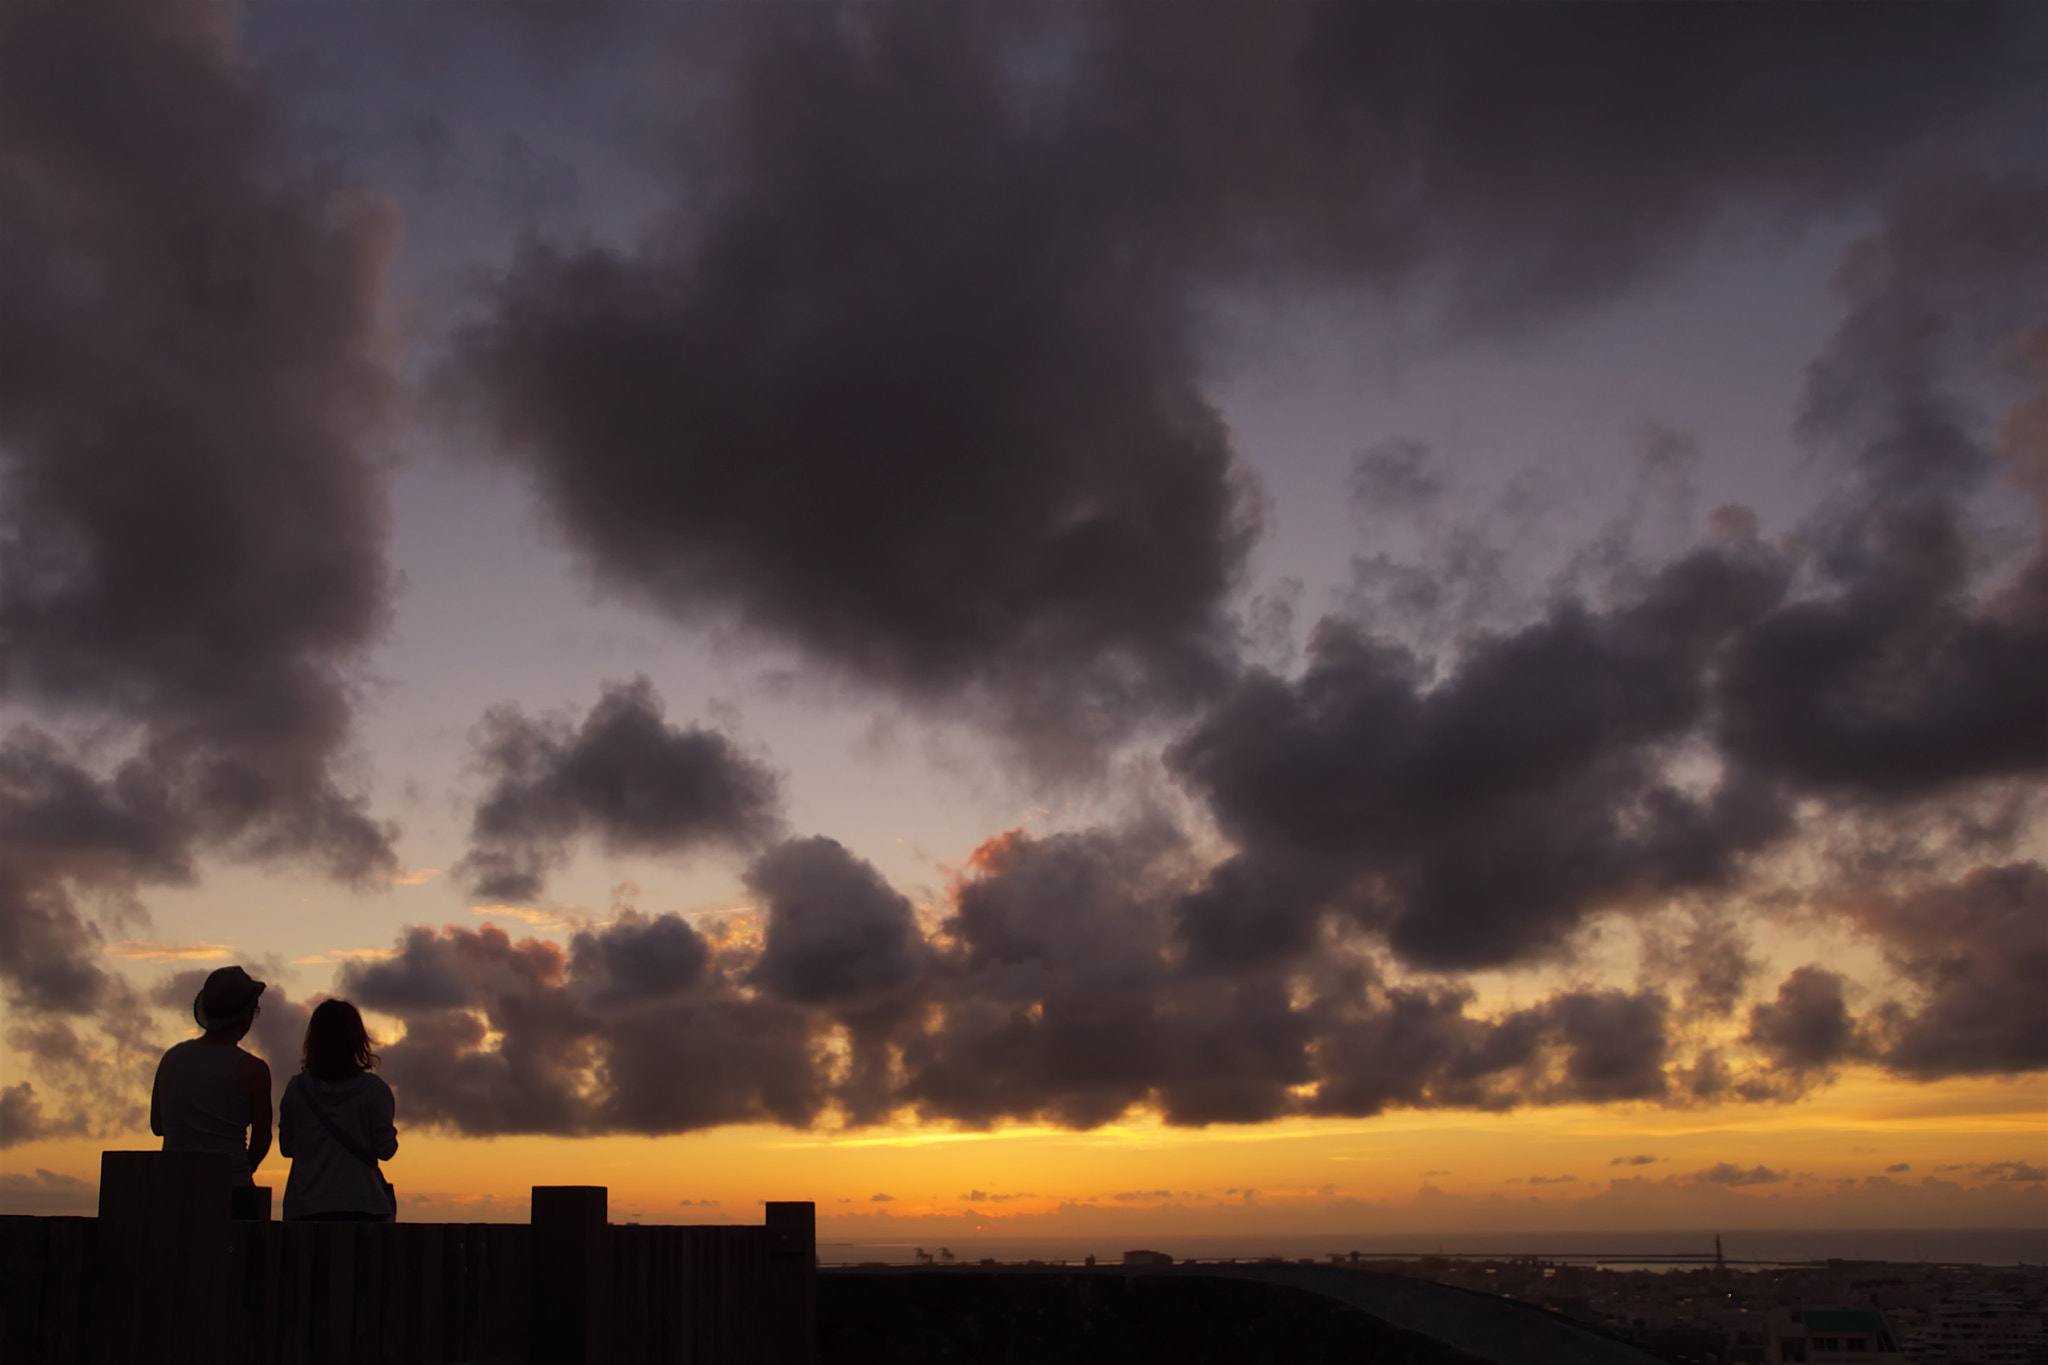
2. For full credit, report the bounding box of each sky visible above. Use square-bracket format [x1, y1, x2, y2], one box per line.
[1, 1, 2044, 1249]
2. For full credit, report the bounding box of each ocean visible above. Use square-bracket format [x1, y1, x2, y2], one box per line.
[825, 1227, 2048, 1269]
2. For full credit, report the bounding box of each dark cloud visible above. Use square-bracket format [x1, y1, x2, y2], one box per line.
[748, 837, 925, 1011]
[1856, 862, 2048, 1078]
[328, 829, 1706, 1138]
[453, 5, 2043, 769]
[1746, 966, 1865, 1078]
[0, 0, 398, 875]
[341, 917, 821, 1136]
[1173, 544, 1791, 971]
[458, 8, 1259, 767]
[568, 909, 711, 1008]
[1610, 1155, 1659, 1167]
[0, 0, 398, 1132]
[1645, 916, 1759, 1020]
[0, 735, 189, 1015]
[1692, 1163, 1789, 1187]
[457, 679, 783, 901]
[1170, 169, 2048, 988]
[1299, 4, 2043, 328]
[0, 1083, 47, 1148]
[1716, 171, 2048, 801]
[1884, 1163, 1911, 1174]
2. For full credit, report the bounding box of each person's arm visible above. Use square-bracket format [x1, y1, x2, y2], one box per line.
[149, 1056, 165, 1138]
[239, 1052, 273, 1175]
[370, 1077, 398, 1161]
[276, 1076, 295, 1159]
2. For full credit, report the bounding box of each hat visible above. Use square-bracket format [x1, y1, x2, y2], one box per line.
[193, 965, 266, 1030]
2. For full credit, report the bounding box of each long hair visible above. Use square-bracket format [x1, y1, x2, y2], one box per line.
[301, 999, 379, 1081]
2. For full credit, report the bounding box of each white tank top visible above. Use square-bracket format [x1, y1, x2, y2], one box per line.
[155, 1039, 258, 1184]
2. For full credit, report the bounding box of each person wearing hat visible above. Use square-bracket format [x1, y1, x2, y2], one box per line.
[149, 965, 274, 1187]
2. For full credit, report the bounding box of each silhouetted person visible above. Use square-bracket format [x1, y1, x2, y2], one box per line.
[150, 965, 274, 1195]
[279, 999, 397, 1221]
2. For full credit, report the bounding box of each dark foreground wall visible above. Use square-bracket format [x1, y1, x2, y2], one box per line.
[818, 1270, 1491, 1365]
[0, 1152, 816, 1365]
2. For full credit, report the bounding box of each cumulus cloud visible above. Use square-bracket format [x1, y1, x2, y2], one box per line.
[1856, 862, 2048, 1078]
[1692, 1163, 1789, 1187]
[0, 1083, 49, 1148]
[1171, 167, 2048, 992]
[748, 837, 925, 1010]
[455, 4, 2041, 773]
[0, 0, 398, 1133]
[14, 2, 2048, 1150]
[337, 827, 1722, 1138]
[1746, 966, 1867, 1080]
[1173, 544, 1792, 970]
[1716, 171, 2048, 802]
[342, 915, 822, 1136]
[457, 678, 783, 901]
[458, 8, 1263, 770]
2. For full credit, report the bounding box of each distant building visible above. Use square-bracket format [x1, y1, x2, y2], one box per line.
[1902, 1291, 2046, 1365]
[1121, 1249, 1174, 1266]
[1768, 1307, 1903, 1363]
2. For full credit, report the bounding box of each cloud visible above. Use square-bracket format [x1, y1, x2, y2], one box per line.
[102, 941, 233, 962]
[0, 1083, 55, 1147]
[1885, 1163, 1911, 1174]
[869, 1193, 894, 1203]
[341, 915, 823, 1137]
[446, 4, 2041, 775]
[333, 826, 1739, 1138]
[1303, 5, 2043, 327]
[1610, 1155, 1660, 1167]
[0, 0, 398, 880]
[1855, 863, 2048, 1079]
[1715, 170, 2048, 802]
[456, 678, 784, 900]
[0, 1168, 94, 1216]
[0, 0, 399, 1135]
[456, 8, 1270, 772]
[1524, 1175, 1577, 1186]
[748, 837, 925, 1010]
[1977, 1161, 2046, 1184]
[1746, 966, 1866, 1079]
[1171, 542, 1793, 971]
[1350, 441, 1446, 515]
[1692, 1163, 1789, 1187]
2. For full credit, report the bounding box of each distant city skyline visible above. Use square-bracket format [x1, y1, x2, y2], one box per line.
[1, 1, 2043, 1239]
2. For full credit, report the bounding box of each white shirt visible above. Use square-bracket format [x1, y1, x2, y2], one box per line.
[278, 1072, 398, 1219]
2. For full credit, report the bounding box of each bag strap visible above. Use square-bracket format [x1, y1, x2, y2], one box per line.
[291, 1073, 381, 1170]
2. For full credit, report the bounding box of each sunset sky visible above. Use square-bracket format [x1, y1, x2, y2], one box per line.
[1, 2, 2043, 1250]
